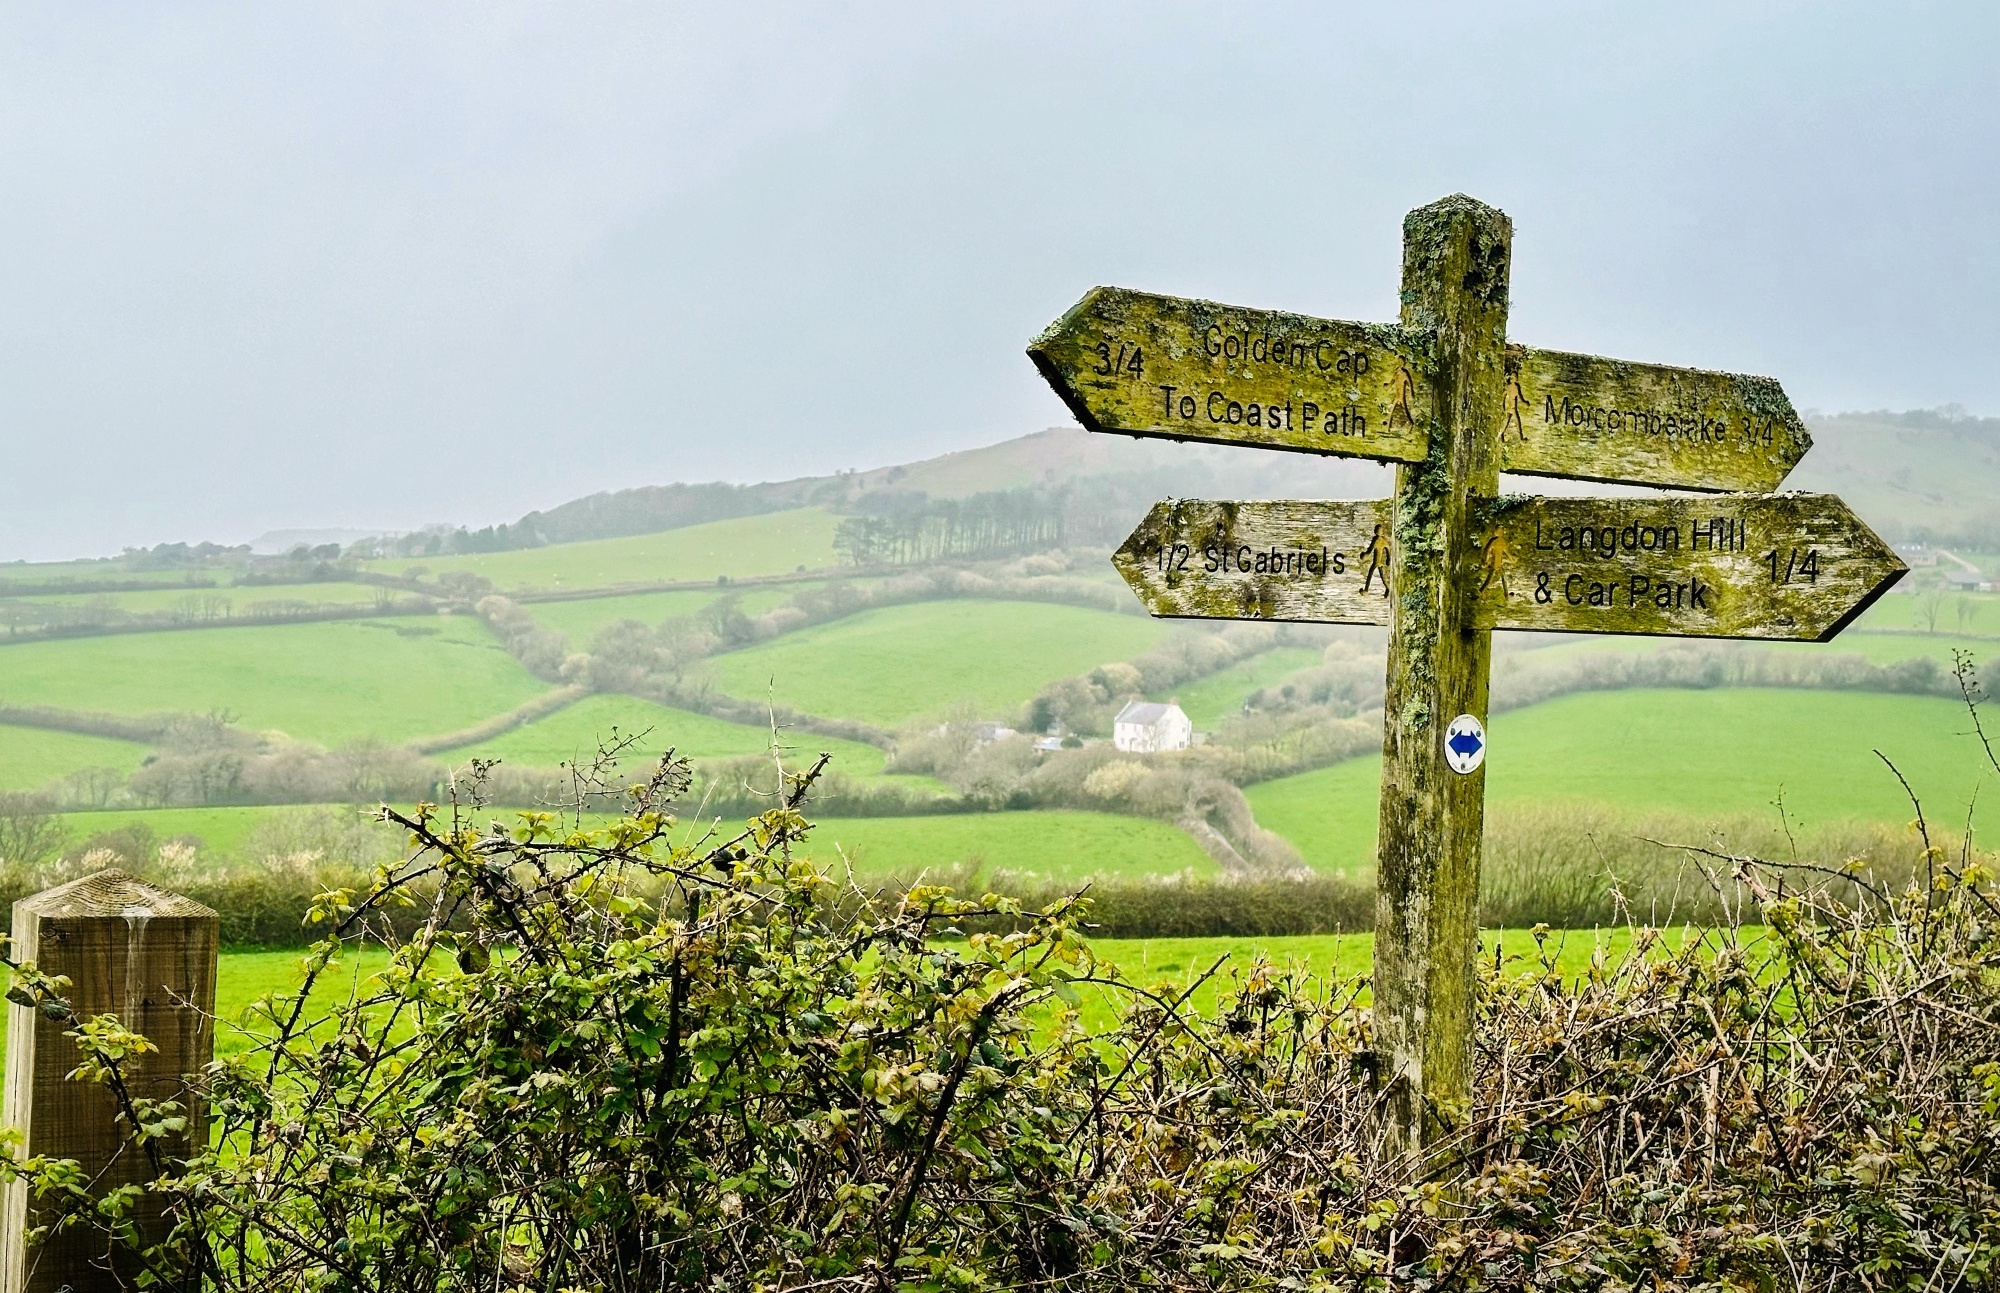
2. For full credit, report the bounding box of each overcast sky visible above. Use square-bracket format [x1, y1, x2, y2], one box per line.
[1, 1, 1994, 561]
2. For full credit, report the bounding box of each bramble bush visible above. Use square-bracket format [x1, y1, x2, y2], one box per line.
[3, 739, 1991, 1289]
[10, 657, 2000, 1289]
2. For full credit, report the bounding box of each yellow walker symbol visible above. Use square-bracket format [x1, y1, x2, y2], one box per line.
[1029, 194, 1906, 1163]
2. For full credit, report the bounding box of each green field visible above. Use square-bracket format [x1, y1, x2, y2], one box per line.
[0, 616, 547, 746]
[1499, 621, 1992, 672]
[0, 926, 1726, 1066]
[4, 582, 392, 613]
[0, 725, 148, 791]
[0, 562, 207, 588]
[0, 946, 397, 1065]
[1821, 631, 1993, 668]
[46, 803, 1200, 883]
[1852, 588, 1995, 635]
[797, 811, 1213, 883]
[1164, 647, 1321, 728]
[707, 601, 1170, 725]
[1070, 925, 1722, 1031]
[367, 508, 844, 591]
[56, 806, 330, 858]
[447, 693, 890, 775]
[1248, 688, 2000, 872]
[525, 583, 814, 644]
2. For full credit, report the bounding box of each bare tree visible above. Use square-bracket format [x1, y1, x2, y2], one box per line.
[0, 793, 67, 868]
[1919, 585, 1946, 634]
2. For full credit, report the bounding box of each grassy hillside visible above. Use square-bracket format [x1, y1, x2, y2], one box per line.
[1788, 412, 2000, 534]
[0, 562, 209, 588]
[366, 507, 844, 591]
[445, 693, 888, 774]
[525, 583, 816, 644]
[802, 812, 1213, 883]
[60, 806, 305, 857]
[5, 582, 391, 613]
[1164, 647, 1321, 728]
[1249, 687, 2000, 872]
[863, 426, 1390, 504]
[1846, 589, 1994, 635]
[48, 803, 1208, 885]
[0, 725, 148, 792]
[706, 600, 1170, 725]
[0, 616, 547, 746]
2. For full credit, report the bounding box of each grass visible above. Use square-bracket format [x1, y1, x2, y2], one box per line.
[1162, 647, 1322, 728]
[0, 616, 549, 746]
[445, 693, 889, 775]
[1851, 589, 1996, 636]
[1247, 688, 2000, 872]
[56, 806, 319, 858]
[707, 601, 1171, 725]
[1803, 632, 1992, 668]
[0, 927, 1723, 1066]
[1069, 926, 1721, 1032]
[3, 582, 392, 613]
[0, 946, 397, 1067]
[46, 803, 1205, 884]
[526, 584, 817, 645]
[0, 725, 149, 792]
[794, 812, 1215, 884]
[1499, 625, 1993, 672]
[365, 508, 845, 591]
[0, 562, 204, 587]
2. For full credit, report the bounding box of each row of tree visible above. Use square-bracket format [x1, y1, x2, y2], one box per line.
[831, 486, 1136, 566]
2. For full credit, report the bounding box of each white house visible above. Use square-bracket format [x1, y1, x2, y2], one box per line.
[1112, 700, 1193, 753]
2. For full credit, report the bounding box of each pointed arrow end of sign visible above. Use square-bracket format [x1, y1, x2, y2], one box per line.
[1812, 500, 1909, 642]
[1027, 288, 1118, 435]
[1746, 377, 1814, 490]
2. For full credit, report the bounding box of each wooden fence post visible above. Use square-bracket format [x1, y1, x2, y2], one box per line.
[0, 870, 218, 1292]
[1373, 195, 1512, 1160]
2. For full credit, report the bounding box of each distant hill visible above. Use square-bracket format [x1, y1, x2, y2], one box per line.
[852, 426, 1393, 502]
[345, 426, 1402, 562]
[1785, 408, 2000, 542]
[376, 407, 1996, 558]
[105, 406, 2000, 567]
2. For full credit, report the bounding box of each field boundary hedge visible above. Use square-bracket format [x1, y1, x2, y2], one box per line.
[405, 684, 592, 755]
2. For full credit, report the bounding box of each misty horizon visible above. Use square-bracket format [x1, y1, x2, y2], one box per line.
[3, 2, 1996, 561]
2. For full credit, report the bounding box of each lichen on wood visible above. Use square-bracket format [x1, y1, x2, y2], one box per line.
[1373, 193, 1511, 1162]
[1027, 286, 1432, 464]
[1109, 494, 1906, 642]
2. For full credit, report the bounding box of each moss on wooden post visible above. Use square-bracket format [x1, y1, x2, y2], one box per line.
[0, 870, 217, 1292]
[1374, 195, 1512, 1159]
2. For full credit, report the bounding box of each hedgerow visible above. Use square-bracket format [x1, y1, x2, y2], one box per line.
[5, 725, 1994, 1290]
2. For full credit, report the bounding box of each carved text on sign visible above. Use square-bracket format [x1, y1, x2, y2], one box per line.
[1115, 495, 1903, 641]
[1028, 287, 1428, 464]
[1036, 289, 1813, 492]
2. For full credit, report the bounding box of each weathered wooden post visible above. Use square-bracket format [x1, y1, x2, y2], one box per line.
[1372, 195, 1511, 1156]
[1029, 192, 1905, 1163]
[0, 870, 218, 1293]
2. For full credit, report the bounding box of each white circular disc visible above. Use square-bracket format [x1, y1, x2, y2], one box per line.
[1444, 713, 1485, 774]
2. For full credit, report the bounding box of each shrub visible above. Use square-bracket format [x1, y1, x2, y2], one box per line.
[15, 753, 1996, 1289]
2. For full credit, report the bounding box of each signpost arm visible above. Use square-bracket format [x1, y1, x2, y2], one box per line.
[1373, 195, 1511, 1159]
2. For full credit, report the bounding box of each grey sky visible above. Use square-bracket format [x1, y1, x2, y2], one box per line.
[2, 1, 1994, 561]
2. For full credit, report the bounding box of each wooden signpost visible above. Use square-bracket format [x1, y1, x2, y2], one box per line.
[1030, 195, 1906, 1160]
[1113, 494, 1903, 641]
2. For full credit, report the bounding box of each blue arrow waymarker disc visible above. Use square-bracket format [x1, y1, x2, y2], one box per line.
[1444, 714, 1485, 774]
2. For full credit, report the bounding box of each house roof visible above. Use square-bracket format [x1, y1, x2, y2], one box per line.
[1115, 700, 1183, 726]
